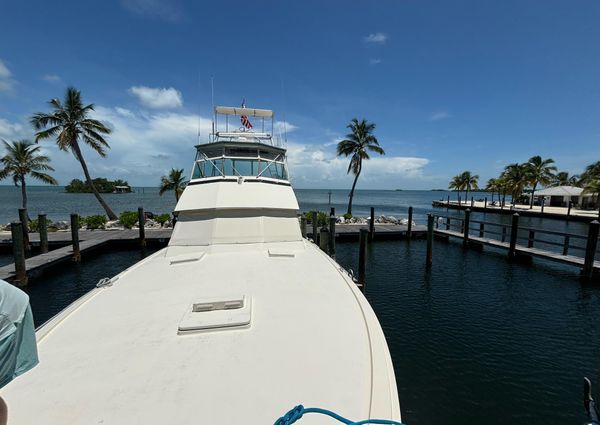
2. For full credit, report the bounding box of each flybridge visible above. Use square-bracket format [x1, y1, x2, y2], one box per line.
[210, 105, 283, 147]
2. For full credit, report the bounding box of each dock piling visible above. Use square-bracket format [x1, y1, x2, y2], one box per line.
[39, 213, 48, 254]
[328, 215, 336, 257]
[463, 209, 471, 248]
[563, 235, 570, 256]
[10, 222, 27, 286]
[471, 197, 474, 208]
[407, 206, 413, 239]
[541, 198, 545, 214]
[501, 225, 507, 243]
[567, 201, 572, 217]
[446, 217, 450, 230]
[18, 208, 30, 253]
[528, 230, 535, 248]
[582, 220, 600, 278]
[319, 228, 329, 254]
[300, 216, 307, 238]
[358, 229, 367, 291]
[138, 207, 146, 247]
[508, 213, 520, 258]
[70, 213, 80, 262]
[484, 197, 487, 209]
[426, 214, 434, 268]
[479, 222, 484, 238]
[312, 211, 318, 244]
[369, 207, 375, 242]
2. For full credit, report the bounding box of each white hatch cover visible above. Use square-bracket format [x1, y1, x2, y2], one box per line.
[178, 295, 251, 333]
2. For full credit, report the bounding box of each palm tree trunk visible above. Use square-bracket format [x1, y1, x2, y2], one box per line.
[20, 175, 27, 210]
[347, 170, 361, 216]
[529, 182, 537, 209]
[72, 141, 118, 220]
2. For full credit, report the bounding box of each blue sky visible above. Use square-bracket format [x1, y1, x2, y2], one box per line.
[1, 0, 600, 189]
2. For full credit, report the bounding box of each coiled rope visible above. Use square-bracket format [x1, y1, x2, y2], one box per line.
[274, 405, 406, 425]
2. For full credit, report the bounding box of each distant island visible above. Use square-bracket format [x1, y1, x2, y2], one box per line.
[65, 178, 131, 194]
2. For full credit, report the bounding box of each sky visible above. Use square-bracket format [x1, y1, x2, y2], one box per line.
[1, 0, 600, 190]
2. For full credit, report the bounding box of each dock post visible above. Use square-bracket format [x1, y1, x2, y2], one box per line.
[407, 206, 413, 239]
[528, 230, 535, 248]
[508, 213, 520, 258]
[10, 222, 27, 286]
[463, 209, 471, 248]
[471, 197, 474, 208]
[138, 207, 146, 247]
[70, 213, 80, 262]
[567, 201, 572, 217]
[501, 226, 507, 243]
[300, 216, 307, 238]
[38, 213, 48, 254]
[582, 220, 600, 278]
[484, 197, 487, 209]
[479, 222, 484, 238]
[447, 195, 450, 209]
[330, 207, 335, 217]
[563, 235, 570, 256]
[458, 195, 461, 206]
[369, 207, 375, 242]
[358, 229, 367, 291]
[18, 208, 30, 253]
[328, 215, 336, 257]
[312, 211, 318, 244]
[446, 216, 450, 230]
[541, 198, 545, 214]
[426, 214, 434, 268]
[319, 228, 329, 254]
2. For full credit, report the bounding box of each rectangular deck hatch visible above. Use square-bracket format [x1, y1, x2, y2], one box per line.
[178, 295, 251, 333]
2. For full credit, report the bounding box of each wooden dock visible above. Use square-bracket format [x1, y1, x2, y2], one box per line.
[0, 223, 424, 283]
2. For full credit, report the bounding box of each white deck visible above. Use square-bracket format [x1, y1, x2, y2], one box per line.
[2, 240, 400, 424]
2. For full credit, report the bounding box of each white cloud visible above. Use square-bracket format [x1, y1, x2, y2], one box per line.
[429, 111, 452, 121]
[128, 86, 183, 109]
[42, 74, 62, 83]
[273, 121, 298, 134]
[0, 118, 25, 139]
[363, 33, 387, 44]
[121, 0, 182, 21]
[369, 58, 382, 65]
[0, 60, 15, 93]
[286, 141, 429, 188]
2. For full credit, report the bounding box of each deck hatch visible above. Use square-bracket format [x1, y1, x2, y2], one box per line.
[178, 295, 251, 333]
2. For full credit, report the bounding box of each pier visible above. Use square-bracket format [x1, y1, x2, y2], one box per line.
[430, 210, 600, 278]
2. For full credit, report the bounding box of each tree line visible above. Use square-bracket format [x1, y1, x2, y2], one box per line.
[449, 156, 600, 208]
[0, 87, 187, 219]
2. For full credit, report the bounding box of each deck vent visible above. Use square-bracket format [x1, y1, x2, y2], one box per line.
[267, 249, 295, 258]
[178, 295, 251, 333]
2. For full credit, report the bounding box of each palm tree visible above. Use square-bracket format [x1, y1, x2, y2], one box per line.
[30, 87, 117, 220]
[159, 168, 187, 201]
[550, 171, 580, 187]
[460, 170, 479, 201]
[448, 174, 463, 202]
[486, 178, 499, 203]
[583, 179, 600, 209]
[526, 155, 556, 208]
[0, 140, 58, 210]
[336, 119, 385, 215]
[580, 161, 600, 186]
[502, 163, 529, 201]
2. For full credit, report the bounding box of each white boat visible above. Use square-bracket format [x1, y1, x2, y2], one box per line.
[1, 105, 401, 424]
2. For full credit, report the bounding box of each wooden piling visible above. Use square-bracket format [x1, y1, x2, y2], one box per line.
[39, 213, 48, 254]
[319, 228, 329, 254]
[567, 201, 572, 217]
[18, 208, 30, 252]
[312, 211, 318, 244]
[479, 222, 484, 238]
[426, 214, 434, 268]
[138, 207, 146, 247]
[582, 220, 599, 278]
[10, 222, 27, 286]
[328, 215, 336, 257]
[563, 235, 570, 256]
[541, 198, 545, 214]
[407, 206, 413, 239]
[330, 207, 335, 217]
[358, 229, 367, 291]
[446, 217, 450, 230]
[527, 230, 535, 248]
[300, 216, 307, 238]
[471, 196, 474, 207]
[501, 225, 507, 243]
[70, 213, 80, 262]
[484, 197, 487, 209]
[369, 207, 375, 242]
[463, 209, 471, 248]
[508, 213, 519, 258]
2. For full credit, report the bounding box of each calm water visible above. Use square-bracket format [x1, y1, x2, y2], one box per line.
[2, 187, 598, 424]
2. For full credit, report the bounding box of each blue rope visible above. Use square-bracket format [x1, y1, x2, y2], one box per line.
[274, 405, 406, 425]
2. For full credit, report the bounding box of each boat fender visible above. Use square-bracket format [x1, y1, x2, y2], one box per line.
[274, 405, 406, 425]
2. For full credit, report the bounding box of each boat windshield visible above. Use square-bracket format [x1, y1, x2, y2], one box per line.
[192, 146, 288, 180]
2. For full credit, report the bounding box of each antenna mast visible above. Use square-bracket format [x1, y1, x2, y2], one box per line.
[211, 76, 215, 143]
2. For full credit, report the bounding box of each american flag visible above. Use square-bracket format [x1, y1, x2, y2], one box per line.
[240, 99, 253, 129]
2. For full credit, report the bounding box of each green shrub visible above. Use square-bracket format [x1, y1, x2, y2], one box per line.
[82, 215, 107, 230]
[304, 210, 329, 226]
[343, 213, 352, 220]
[155, 213, 171, 225]
[119, 211, 139, 229]
[27, 218, 54, 233]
